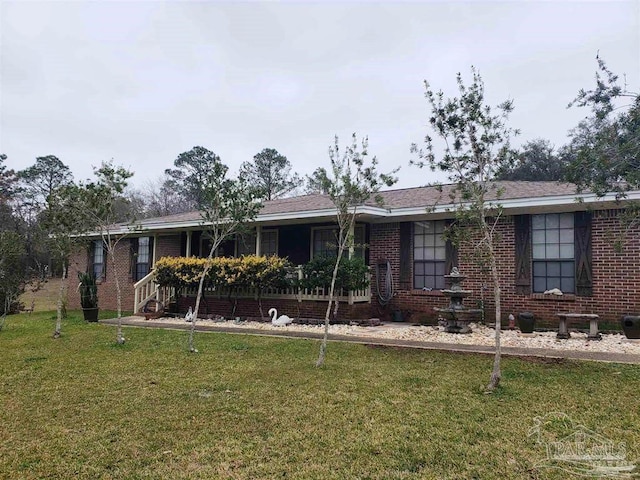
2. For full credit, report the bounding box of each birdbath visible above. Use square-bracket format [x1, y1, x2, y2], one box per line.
[434, 267, 482, 334]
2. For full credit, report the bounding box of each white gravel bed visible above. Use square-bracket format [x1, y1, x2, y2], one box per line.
[152, 317, 640, 355]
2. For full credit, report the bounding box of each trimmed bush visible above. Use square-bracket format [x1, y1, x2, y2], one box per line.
[299, 256, 369, 292]
[154, 255, 293, 292]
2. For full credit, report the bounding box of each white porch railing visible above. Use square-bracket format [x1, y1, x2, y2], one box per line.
[133, 271, 175, 313]
[133, 266, 371, 313]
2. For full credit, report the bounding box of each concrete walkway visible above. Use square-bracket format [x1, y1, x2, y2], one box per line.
[101, 316, 640, 365]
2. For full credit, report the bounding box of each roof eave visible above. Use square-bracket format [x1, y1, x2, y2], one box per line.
[380, 190, 640, 221]
[81, 190, 640, 237]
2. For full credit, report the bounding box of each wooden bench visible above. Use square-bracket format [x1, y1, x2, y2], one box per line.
[556, 313, 601, 340]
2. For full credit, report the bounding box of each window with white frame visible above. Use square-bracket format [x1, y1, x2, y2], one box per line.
[260, 230, 278, 256]
[413, 220, 446, 290]
[312, 226, 364, 258]
[237, 233, 255, 257]
[237, 230, 278, 257]
[92, 239, 105, 281]
[135, 237, 151, 281]
[532, 213, 575, 293]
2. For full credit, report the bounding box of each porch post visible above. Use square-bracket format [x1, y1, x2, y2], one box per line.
[297, 266, 303, 303]
[186, 231, 192, 257]
[152, 233, 158, 266]
[348, 222, 355, 259]
[348, 223, 355, 304]
[256, 225, 262, 256]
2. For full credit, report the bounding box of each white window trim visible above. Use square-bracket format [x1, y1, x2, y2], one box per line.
[235, 229, 279, 257]
[310, 225, 365, 259]
[93, 239, 105, 281]
[199, 233, 227, 258]
[412, 220, 447, 290]
[259, 228, 279, 256]
[531, 213, 576, 293]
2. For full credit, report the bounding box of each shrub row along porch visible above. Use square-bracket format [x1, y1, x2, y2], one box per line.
[133, 256, 372, 320]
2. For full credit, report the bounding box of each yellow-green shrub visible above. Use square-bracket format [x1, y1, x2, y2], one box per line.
[154, 255, 292, 291]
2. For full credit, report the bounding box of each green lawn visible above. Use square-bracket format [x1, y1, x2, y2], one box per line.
[1, 312, 639, 479]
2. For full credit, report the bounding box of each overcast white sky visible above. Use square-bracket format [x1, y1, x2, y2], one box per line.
[1, 1, 638, 191]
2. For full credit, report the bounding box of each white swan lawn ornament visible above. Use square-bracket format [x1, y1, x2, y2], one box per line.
[185, 307, 195, 322]
[269, 308, 293, 326]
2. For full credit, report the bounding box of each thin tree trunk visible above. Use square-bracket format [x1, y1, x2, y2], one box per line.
[189, 263, 210, 353]
[316, 249, 344, 367]
[258, 292, 264, 321]
[53, 266, 67, 338]
[111, 247, 125, 344]
[1, 296, 12, 330]
[485, 231, 501, 392]
[229, 289, 238, 318]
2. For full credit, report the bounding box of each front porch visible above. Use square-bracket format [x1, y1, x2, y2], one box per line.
[133, 264, 372, 317]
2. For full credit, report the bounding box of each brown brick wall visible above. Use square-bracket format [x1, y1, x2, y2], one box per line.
[69, 234, 185, 312]
[156, 234, 182, 259]
[370, 212, 640, 328]
[177, 296, 373, 321]
[69, 212, 639, 326]
[68, 239, 136, 313]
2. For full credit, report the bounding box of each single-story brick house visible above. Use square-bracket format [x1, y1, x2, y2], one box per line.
[68, 181, 640, 328]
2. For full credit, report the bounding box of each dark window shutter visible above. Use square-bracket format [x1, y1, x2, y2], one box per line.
[149, 236, 154, 267]
[575, 211, 593, 296]
[192, 231, 202, 257]
[180, 232, 187, 256]
[514, 215, 531, 295]
[364, 224, 370, 266]
[129, 238, 137, 278]
[399, 222, 412, 290]
[101, 240, 107, 280]
[87, 242, 94, 274]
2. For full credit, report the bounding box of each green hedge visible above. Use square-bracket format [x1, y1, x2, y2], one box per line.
[154, 255, 293, 291]
[298, 256, 369, 292]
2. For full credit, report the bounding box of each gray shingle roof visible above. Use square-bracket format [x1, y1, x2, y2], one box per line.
[374, 181, 579, 209]
[138, 181, 592, 231]
[137, 181, 579, 227]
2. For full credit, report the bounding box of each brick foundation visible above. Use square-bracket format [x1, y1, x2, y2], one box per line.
[176, 296, 373, 321]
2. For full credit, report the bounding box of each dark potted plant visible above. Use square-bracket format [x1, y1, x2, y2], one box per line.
[621, 315, 640, 339]
[518, 311, 535, 334]
[78, 272, 99, 322]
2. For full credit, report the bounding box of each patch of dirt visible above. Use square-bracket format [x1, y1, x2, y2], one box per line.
[513, 355, 567, 365]
[19, 277, 64, 313]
